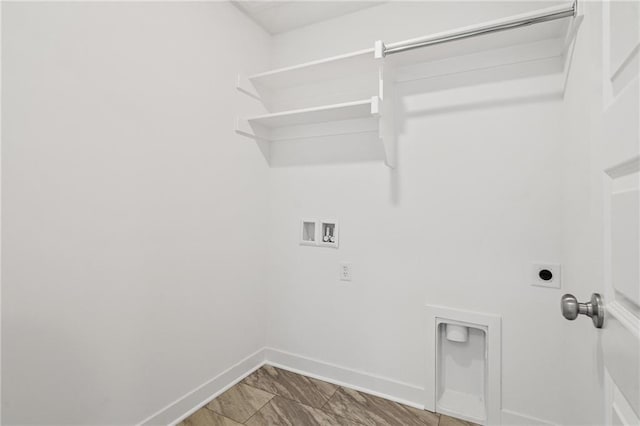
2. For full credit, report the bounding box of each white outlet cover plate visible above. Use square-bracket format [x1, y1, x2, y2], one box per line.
[339, 262, 352, 281]
[531, 263, 561, 289]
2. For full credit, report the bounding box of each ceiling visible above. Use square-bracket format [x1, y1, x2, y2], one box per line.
[232, 1, 384, 35]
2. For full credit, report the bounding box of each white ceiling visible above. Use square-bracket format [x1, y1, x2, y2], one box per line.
[232, 1, 384, 35]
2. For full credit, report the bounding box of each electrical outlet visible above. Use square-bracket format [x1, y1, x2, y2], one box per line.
[531, 263, 561, 289]
[339, 262, 352, 281]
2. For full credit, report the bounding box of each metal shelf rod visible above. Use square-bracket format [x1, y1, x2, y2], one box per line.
[383, 1, 576, 56]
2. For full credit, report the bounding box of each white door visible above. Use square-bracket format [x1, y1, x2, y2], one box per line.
[600, 0, 639, 424]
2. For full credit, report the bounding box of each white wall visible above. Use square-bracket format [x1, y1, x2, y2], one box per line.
[1, 2, 270, 424]
[265, 2, 602, 424]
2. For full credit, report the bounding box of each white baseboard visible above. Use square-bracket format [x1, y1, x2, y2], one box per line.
[501, 409, 558, 426]
[140, 346, 559, 426]
[138, 348, 266, 426]
[264, 347, 426, 410]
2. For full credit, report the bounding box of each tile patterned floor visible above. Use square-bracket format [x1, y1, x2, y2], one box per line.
[179, 365, 478, 426]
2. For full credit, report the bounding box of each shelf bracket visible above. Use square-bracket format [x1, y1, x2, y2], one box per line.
[379, 63, 397, 168]
[235, 118, 271, 164]
[235, 118, 270, 141]
[374, 40, 386, 59]
[236, 74, 262, 101]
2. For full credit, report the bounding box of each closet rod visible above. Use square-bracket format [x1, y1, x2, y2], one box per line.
[382, 1, 577, 56]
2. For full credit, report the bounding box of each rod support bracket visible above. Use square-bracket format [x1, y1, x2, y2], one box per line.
[374, 40, 386, 59]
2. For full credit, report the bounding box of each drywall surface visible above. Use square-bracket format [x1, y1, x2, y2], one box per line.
[1, 2, 270, 424]
[266, 2, 601, 424]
